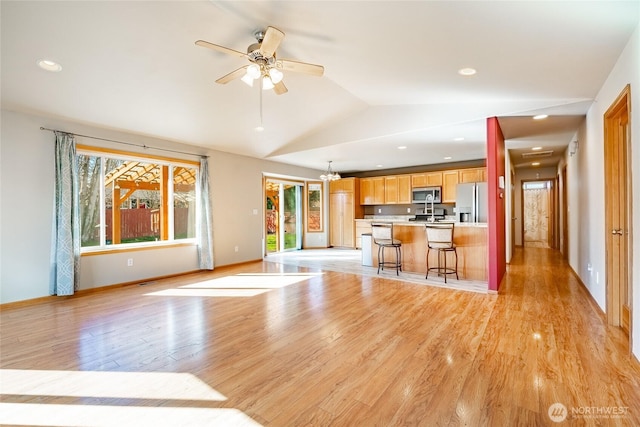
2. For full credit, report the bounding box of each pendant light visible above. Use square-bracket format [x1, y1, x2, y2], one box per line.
[320, 161, 341, 181]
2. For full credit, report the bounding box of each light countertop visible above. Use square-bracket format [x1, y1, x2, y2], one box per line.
[355, 218, 488, 228]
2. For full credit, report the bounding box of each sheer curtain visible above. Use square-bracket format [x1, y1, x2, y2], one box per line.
[198, 157, 214, 270]
[50, 131, 80, 295]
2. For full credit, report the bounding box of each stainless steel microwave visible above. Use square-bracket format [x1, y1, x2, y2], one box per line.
[412, 187, 441, 204]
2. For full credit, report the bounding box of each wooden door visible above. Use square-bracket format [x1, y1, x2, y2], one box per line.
[511, 170, 516, 252]
[562, 166, 568, 259]
[604, 85, 631, 337]
[522, 182, 551, 248]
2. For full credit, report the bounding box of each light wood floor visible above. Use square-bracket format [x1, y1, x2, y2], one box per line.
[1, 247, 639, 426]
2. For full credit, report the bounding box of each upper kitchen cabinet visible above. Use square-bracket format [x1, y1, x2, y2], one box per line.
[411, 171, 443, 188]
[360, 177, 385, 205]
[442, 170, 459, 203]
[330, 178, 356, 193]
[330, 177, 362, 248]
[458, 167, 486, 183]
[384, 175, 411, 204]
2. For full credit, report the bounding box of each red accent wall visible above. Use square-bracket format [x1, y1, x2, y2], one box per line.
[487, 117, 506, 291]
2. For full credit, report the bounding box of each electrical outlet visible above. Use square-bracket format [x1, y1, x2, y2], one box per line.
[234, 246, 239, 252]
[406, 208, 411, 213]
[252, 209, 258, 215]
[378, 208, 382, 214]
[127, 258, 133, 267]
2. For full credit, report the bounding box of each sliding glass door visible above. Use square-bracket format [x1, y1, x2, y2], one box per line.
[282, 184, 301, 250]
[265, 179, 302, 253]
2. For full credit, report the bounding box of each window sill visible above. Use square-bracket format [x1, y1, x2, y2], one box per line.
[81, 240, 197, 257]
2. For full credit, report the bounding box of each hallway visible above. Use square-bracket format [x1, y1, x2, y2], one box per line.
[1, 247, 639, 425]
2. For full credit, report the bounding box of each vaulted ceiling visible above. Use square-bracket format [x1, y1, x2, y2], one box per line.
[2, 1, 638, 174]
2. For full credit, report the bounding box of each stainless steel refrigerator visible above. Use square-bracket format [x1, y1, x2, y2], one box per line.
[455, 182, 488, 223]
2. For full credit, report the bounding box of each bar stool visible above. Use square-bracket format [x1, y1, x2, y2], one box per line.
[425, 223, 458, 283]
[371, 222, 402, 275]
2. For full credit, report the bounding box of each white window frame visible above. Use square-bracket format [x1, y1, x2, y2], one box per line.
[77, 146, 199, 253]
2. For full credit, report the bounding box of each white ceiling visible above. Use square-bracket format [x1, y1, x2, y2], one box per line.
[2, 1, 638, 174]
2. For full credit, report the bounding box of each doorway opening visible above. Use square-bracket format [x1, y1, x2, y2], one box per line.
[265, 178, 303, 254]
[522, 180, 555, 248]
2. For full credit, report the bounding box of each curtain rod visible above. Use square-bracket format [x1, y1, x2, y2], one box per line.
[40, 126, 208, 158]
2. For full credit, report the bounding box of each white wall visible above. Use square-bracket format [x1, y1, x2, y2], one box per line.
[0, 109, 324, 304]
[566, 21, 640, 359]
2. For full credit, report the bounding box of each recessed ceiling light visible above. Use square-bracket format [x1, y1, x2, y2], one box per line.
[376, 164, 383, 168]
[533, 114, 548, 120]
[531, 162, 541, 166]
[255, 126, 264, 132]
[458, 67, 477, 76]
[397, 146, 407, 150]
[37, 59, 62, 72]
[453, 137, 465, 141]
[532, 146, 543, 151]
[444, 156, 452, 160]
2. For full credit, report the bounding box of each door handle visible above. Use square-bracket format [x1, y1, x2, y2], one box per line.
[611, 229, 623, 235]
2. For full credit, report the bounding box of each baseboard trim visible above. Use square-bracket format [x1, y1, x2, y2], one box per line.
[0, 260, 268, 309]
[568, 265, 606, 320]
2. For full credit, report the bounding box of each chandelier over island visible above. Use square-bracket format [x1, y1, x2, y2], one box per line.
[320, 161, 341, 181]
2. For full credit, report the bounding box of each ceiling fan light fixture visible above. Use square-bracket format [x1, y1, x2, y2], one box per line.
[246, 64, 261, 79]
[262, 76, 274, 90]
[241, 74, 254, 87]
[268, 68, 283, 84]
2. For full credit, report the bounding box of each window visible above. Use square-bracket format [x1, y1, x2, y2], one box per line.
[77, 147, 199, 251]
[306, 182, 323, 232]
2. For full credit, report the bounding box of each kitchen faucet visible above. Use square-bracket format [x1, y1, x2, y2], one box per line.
[425, 194, 435, 222]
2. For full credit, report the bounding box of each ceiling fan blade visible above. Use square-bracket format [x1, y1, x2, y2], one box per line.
[277, 59, 324, 77]
[215, 66, 248, 84]
[259, 26, 285, 58]
[273, 80, 288, 95]
[195, 40, 248, 59]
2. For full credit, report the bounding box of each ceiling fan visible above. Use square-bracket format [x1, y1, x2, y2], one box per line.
[195, 26, 324, 95]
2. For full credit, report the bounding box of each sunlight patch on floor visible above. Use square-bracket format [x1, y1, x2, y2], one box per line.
[145, 272, 323, 297]
[0, 370, 226, 400]
[0, 403, 262, 427]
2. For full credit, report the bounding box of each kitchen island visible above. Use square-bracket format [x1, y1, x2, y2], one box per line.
[356, 219, 488, 282]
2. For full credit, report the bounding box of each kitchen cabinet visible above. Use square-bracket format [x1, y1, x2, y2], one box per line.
[397, 175, 412, 204]
[384, 175, 411, 204]
[359, 166, 483, 206]
[355, 220, 372, 249]
[360, 177, 385, 205]
[330, 177, 362, 248]
[330, 178, 356, 192]
[411, 171, 443, 188]
[384, 176, 398, 204]
[459, 167, 486, 183]
[442, 170, 459, 203]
